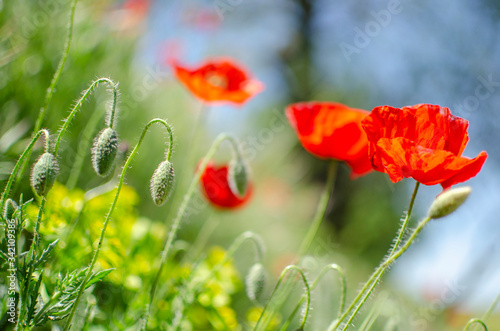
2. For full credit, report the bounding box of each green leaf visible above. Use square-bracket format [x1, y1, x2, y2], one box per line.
[86, 268, 115, 288]
[34, 239, 59, 269]
[27, 274, 43, 324]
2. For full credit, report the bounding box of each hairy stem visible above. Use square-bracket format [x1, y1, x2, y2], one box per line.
[14, 0, 78, 193]
[63, 119, 174, 330]
[255, 265, 311, 331]
[298, 160, 338, 256]
[0, 130, 50, 218]
[332, 182, 420, 330]
[280, 263, 346, 331]
[143, 133, 243, 329]
[54, 77, 119, 157]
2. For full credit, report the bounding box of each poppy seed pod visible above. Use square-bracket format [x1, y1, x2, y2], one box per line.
[150, 161, 175, 206]
[428, 186, 471, 219]
[3, 199, 18, 221]
[246, 263, 267, 302]
[31, 153, 59, 196]
[92, 127, 119, 177]
[228, 157, 249, 198]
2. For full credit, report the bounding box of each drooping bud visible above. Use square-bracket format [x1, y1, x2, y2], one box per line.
[31, 153, 59, 196]
[91, 127, 119, 177]
[428, 186, 471, 219]
[228, 157, 249, 198]
[150, 161, 175, 206]
[3, 199, 18, 221]
[246, 263, 267, 302]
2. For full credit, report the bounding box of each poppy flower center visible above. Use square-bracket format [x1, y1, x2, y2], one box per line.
[205, 72, 228, 89]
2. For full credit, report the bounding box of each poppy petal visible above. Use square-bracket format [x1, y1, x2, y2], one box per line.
[362, 104, 487, 188]
[172, 59, 263, 105]
[200, 162, 252, 209]
[286, 102, 372, 177]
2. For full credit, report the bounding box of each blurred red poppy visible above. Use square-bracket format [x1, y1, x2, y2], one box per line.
[361, 104, 487, 189]
[200, 162, 252, 209]
[286, 102, 373, 178]
[172, 59, 263, 105]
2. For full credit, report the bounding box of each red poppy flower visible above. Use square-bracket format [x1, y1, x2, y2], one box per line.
[200, 162, 252, 209]
[361, 104, 487, 189]
[172, 59, 263, 105]
[285, 102, 373, 178]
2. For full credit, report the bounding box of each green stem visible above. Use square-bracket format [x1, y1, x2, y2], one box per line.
[332, 182, 420, 330]
[13, 0, 78, 194]
[298, 160, 338, 256]
[34, 0, 78, 132]
[143, 133, 243, 330]
[254, 265, 311, 331]
[183, 209, 216, 262]
[0, 129, 50, 218]
[65, 108, 105, 189]
[63, 119, 174, 330]
[464, 319, 488, 331]
[171, 231, 266, 330]
[200, 231, 265, 286]
[337, 217, 431, 330]
[280, 263, 346, 331]
[260, 160, 338, 330]
[18, 197, 46, 328]
[481, 290, 500, 323]
[357, 292, 389, 331]
[54, 77, 119, 157]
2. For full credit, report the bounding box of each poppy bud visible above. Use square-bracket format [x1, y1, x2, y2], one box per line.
[150, 161, 175, 206]
[3, 199, 18, 221]
[246, 263, 267, 302]
[428, 186, 471, 219]
[92, 128, 119, 177]
[228, 157, 249, 198]
[31, 153, 59, 196]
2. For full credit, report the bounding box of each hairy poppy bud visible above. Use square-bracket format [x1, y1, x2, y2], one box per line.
[428, 186, 471, 219]
[31, 153, 59, 196]
[150, 161, 175, 206]
[228, 157, 249, 198]
[3, 199, 18, 221]
[246, 263, 267, 302]
[92, 127, 119, 176]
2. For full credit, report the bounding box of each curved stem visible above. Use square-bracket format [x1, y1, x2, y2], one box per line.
[65, 109, 104, 190]
[54, 77, 119, 157]
[281, 263, 346, 331]
[143, 133, 242, 330]
[63, 119, 174, 330]
[200, 231, 265, 288]
[332, 181, 420, 330]
[463, 319, 488, 331]
[260, 160, 338, 330]
[171, 231, 266, 330]
[298, 160, 338, 256]
[34, 0, 78, 132]
[13, 0, 78, 194]
[0, 130, 50, 217]
[254, 265, 311, 331]
[338, 217, 431, 330]
[480, 290, 500, 324]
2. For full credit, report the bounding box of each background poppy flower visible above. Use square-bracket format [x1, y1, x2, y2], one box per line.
[172, 59, 263, 105]
[200, 161, 252, 209]
[361, 104, 487, 189]
[285, 102, 373, 178]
